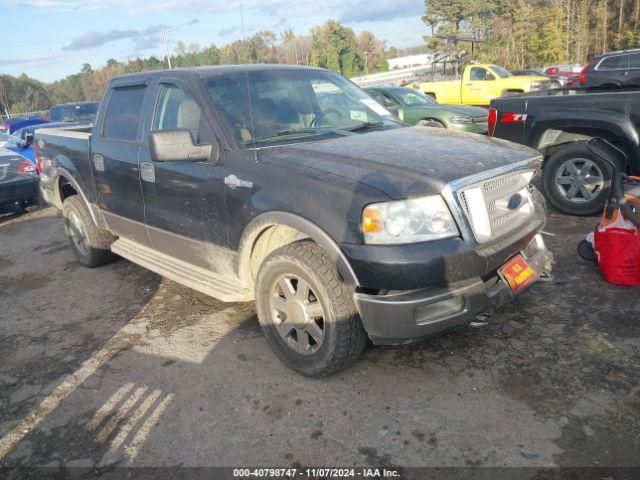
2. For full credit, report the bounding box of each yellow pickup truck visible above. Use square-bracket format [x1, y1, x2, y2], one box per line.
[415, 64, 551, 106]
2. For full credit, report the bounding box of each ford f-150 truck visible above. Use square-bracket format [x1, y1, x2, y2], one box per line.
[36, 65, 553, 376]
[489, 86, 640, 215]
[416, 64, 552, 106]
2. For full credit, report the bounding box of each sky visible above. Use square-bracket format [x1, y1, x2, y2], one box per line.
[0, 0, 427, 83]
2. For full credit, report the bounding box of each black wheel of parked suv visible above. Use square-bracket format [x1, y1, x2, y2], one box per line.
[255, 241, 367, 376]
[543, 142, 613, 216]
[62, 195, 115, 267]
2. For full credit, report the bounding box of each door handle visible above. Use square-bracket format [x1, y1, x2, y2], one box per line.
[224, 174, 253, 189]
[140, 162, 155, 183]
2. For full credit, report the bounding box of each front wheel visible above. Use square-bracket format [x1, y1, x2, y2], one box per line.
[543, 142, 612, 216]
[255, 241, 367, 376]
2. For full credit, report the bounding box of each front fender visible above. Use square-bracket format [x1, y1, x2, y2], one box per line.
[236, 211, 361, 288]
[531, 110, 640, 171]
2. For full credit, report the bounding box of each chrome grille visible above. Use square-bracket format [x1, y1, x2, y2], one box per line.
[457, 170, 536, 243]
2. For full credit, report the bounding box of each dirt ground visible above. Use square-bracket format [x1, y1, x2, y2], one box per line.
[0, 207, 639, 472]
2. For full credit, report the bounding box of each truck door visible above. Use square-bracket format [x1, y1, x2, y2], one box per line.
[91, 83, 151, 246]
[139, 79, 229, 273]
[462, 67, 496, 106]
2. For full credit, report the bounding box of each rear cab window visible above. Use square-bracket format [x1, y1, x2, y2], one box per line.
[102, 86, 147, 142]
[49, 107, 61, 122]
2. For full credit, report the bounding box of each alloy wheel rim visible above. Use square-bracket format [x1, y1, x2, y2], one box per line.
[555, 157, 604, 203]
[270, 274, 325, 355]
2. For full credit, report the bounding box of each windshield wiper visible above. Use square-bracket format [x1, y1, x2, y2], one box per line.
[344, 121, 385, 133]
[248, 127, 352, 144]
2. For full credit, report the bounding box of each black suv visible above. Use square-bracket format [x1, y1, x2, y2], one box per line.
[580, 49, 640, 88]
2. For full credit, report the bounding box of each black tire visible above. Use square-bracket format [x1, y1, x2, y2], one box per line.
[255, 241, 367, 376]
[417, 118, 445, 128]
[543, 142, 613, 216]
[62, 195, 115, 267]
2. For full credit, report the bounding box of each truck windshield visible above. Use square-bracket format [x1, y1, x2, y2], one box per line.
[393, 89, 437, 106]
[490, 66, 512, 78]
[204, 70, 400, 147]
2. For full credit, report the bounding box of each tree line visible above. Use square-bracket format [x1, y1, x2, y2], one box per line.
[0, 20, 388, 115]
[423, 0, 640, 69]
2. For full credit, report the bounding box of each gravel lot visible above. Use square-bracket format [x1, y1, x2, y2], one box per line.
[0, 207, 639, 470]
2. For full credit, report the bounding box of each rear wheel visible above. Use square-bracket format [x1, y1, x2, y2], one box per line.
[255, 241, 367, 376]
[543, 142, 611, 215]
[62, 195, 115, 267]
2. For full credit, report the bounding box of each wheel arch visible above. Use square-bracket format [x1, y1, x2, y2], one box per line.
[237, 212, 360, 289]
[53, 168, 102, 228]
[536, 127, 630, 171]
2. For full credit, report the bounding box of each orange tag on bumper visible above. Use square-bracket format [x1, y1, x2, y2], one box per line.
[500, 255, 537, 293]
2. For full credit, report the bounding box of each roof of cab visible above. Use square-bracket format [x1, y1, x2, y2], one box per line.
[108, 64, 327, 85]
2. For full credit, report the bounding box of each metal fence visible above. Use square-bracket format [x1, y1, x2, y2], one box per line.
[1, 110, 49, 126]
[350, 64, 461, 88]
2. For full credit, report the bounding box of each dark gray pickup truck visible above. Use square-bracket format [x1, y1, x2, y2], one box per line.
[490, 87, 640, 215]
[36, 65, 552, 376]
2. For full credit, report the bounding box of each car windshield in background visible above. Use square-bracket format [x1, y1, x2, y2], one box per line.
[74, 103, 98, 119]
[491, 66, 512, 78]
[204, 70, 399, 147]
[393, 89, 437, 107]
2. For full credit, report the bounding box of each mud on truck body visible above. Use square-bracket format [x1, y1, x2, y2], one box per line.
[36, 65, 553, 375]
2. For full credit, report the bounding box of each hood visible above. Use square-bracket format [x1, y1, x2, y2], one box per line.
[409, 104, 488, 116]
[257, 127, 540, 199]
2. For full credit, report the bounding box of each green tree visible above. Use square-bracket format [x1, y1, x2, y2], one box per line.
[310, 20, 362, 76]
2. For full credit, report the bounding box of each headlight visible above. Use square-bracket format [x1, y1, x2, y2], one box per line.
[530, 80, 547, 90]
[362, 195, 459, 245]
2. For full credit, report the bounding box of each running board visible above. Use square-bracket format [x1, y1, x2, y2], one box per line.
[110, 237, 252, 302]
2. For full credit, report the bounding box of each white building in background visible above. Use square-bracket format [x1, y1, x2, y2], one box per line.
[388, 54, 434, 70]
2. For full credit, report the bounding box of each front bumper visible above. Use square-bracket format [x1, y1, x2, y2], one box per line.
[354, 233, 553, 345]
[450, 122, 488, 135]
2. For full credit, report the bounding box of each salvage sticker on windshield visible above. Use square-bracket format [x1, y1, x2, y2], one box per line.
[499, 255, 537, 293]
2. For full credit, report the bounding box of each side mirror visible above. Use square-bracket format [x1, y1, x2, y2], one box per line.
[149, 129, 217, 163]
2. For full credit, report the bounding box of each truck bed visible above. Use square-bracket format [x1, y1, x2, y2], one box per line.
[35, 125, 96, 209]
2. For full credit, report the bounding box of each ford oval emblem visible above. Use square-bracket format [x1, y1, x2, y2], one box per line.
[507, 193, 523, 211]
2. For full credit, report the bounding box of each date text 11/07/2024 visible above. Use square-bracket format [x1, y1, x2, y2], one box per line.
[233, 468, 401, 478]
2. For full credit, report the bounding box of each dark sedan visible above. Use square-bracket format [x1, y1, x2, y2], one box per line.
[0, 147, 39, 212]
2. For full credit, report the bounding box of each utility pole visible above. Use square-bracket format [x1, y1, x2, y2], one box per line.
[240, 2, 246, 41]
[364, 50, 369, 75]
[162, 26, 172, 69]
